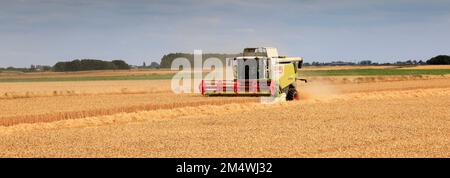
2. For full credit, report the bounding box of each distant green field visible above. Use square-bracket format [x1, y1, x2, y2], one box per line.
[0, 69, 449, 82]
[299, 69, 450, 76]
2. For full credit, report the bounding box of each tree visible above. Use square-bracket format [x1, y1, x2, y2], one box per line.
[359, 60, 372, 65]
[426, 55, 450, 65]
[53, 62, 67, 72]
[149, 62, 160, 69]
[112, 60, 131, 69]
[67, 59, 81, 71]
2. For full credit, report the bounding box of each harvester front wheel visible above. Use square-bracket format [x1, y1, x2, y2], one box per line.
[286, 86, 298, 101]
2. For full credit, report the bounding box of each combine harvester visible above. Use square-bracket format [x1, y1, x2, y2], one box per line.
[200, 47, 306, 101]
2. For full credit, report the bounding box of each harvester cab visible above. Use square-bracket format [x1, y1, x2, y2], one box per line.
[201, 47, 306, 101]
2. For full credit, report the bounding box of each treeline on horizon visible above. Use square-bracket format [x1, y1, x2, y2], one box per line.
[305, 55, 450, 66]
[53, 59, 130, 72]
[159, 53, 240, 68]
[1, 55, 449, 72]
[159, 53, 450, 68]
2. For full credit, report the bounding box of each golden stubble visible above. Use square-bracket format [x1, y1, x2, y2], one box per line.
[0, 75, 450, 157]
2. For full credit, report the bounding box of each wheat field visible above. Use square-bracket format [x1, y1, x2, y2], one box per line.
[0, 72, 449, 157]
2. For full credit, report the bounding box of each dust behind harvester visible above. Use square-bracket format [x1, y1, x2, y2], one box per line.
[201, 47, 306, 101]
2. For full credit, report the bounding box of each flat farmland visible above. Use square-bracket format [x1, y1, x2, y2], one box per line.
[0, 68, 449, 157]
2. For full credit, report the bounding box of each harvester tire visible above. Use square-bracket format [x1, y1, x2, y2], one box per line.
[286, 87, 297, 101]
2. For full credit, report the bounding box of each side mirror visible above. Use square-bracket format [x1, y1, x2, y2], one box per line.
[297, 61, 303, 69]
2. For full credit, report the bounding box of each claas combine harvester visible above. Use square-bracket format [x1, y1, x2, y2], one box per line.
[200, 47, 306, 101]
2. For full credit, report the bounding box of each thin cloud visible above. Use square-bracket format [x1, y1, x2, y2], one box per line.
[0, 0, 449, 67]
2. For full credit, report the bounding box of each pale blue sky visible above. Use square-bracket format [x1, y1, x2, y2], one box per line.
[1, 0, 449, 67]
